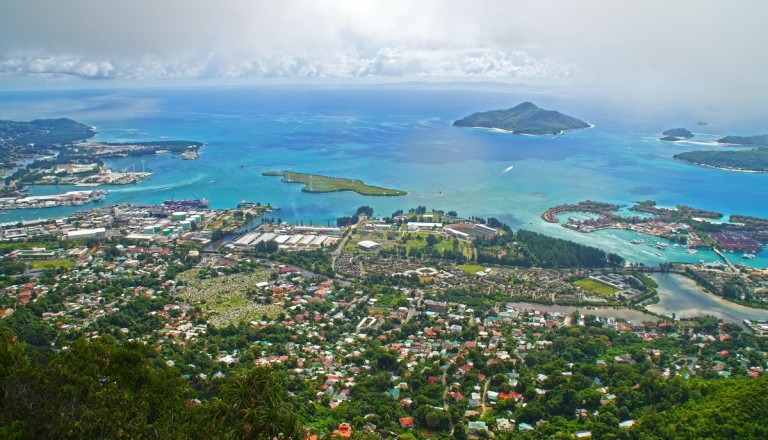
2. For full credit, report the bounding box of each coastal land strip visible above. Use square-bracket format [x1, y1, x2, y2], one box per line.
[263, 170, 407, 196]
[673, 148, 768, 173]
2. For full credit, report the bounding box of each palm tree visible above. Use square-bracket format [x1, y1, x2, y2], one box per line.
[208, 366, 303, 439]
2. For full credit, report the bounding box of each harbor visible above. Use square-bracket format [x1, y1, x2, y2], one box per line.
[0, 190, 107, 210]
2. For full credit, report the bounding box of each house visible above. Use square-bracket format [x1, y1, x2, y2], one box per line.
[332, 423, 352, 438]
[496, 418, 515, 432]
[574, 431, 592, 439]
[357, 240, 381, 251]
[619, 420, 635, 429]
[399, 417, 414, 429]
[468, 421, 488, 435]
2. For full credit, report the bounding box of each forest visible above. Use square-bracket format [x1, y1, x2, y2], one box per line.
[475, 229, 624, 268]
[674, 148, 768, 172]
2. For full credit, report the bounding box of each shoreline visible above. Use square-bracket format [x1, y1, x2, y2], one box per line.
[468, 123, 594, 136]
[263, 170, 407, 196]
[674, 158, 767, 174]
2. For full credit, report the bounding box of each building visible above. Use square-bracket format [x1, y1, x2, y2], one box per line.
[65, 227, 106, 240]
[332, 423, 352, 438]
[425, 300, 447, 313]
[357, 240, 381, 251]
[445, 227, 470, 240]
[407, 222, 442, 231]
[473, 223, 498, 235]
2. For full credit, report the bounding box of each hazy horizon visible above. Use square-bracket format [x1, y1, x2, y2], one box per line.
[1, 1, 767, 116]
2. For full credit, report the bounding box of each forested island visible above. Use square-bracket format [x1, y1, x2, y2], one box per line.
[0, 118, 95, 165]
[660, 128, 693, 141]
[453, 102, 590, 135]
[662, 128, 693, 138]
[674, 148, 768, 172]
[717, 134, 768, 146]
[263, 170, 406, 196]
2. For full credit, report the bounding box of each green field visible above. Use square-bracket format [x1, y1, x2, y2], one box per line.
[458, 264, 487, 275]
[573, 278, 618, 296]
[29, 260, 74, 270]
[264, 170, 406, 196]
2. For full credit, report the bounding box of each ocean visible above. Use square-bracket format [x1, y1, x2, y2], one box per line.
[1, 83, 767, 267]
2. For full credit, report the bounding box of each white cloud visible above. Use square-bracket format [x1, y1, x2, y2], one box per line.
[1, 0, 767, 109]
[0, 48, 569, 81]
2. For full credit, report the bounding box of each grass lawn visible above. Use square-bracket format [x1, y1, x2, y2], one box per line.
[573, 278, 618, 296]
[458, 264, 487, 275]
[29, 260, 74, 270]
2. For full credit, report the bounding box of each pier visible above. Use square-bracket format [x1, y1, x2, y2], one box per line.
[712, 248, 736, 271]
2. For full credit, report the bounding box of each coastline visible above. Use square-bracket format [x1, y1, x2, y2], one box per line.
[468, 124, 593, 136]
[263, 170, 407, 196]
[674, 158, 767, 174]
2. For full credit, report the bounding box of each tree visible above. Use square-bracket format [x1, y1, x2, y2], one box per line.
[208, 366, 303, 439]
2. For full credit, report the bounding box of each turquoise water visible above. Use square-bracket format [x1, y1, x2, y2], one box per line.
[1, 84, 767, 267]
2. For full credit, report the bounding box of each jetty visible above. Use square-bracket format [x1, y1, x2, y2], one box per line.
[713, 248, 736, 271]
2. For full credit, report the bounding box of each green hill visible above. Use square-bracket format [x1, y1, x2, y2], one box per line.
[717, 134, 768, 146]
[453, 102, 590, 135]
[674, 148, 768, 172]
[663, 128, 694, 138]
[0, 118, 95, 146]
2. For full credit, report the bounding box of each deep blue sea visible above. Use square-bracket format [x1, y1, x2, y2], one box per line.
[1, 83, 767, 267]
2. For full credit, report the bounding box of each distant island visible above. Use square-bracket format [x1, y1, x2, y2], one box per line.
[453, 102, 590, 135]
[674, 148, 768, 172]
[717, 135, 768, 147]
[263, 171, 407, 196]
[660, 128, 693, 141]
[696, 121, 709, 126]
[1, 117, 204, 198]
[0, 118, 95, 164]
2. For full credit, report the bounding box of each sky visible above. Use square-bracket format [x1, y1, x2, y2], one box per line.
[1, 0, 767, 108]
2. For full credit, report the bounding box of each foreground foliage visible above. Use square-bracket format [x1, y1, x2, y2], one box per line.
[0, 329, 303, 439]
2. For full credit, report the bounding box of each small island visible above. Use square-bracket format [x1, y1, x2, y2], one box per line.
[453, 102, 590, 135]
[674, 149, 768, 172]
[660, 128, 693, 141]
[263, 171, 407, 196]
[544, 199, 768, 254]
[717, 135, 768, 147]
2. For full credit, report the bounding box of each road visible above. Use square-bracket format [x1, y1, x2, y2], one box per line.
[331, 217, 364, 270]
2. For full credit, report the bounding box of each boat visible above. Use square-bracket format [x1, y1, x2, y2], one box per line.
[743, 253, 756, 259]
[163, 197, 209, 209]
[656, 242, 668, 250]
[654, 252, 662, 257]
[686, 249, 698, 255]
[237, 200, 258, 208]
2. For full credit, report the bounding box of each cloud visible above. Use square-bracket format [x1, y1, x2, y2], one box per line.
[0, 48, 569, 81]
[1, 0, 767, 110]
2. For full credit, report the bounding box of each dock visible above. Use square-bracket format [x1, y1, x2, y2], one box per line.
[713, 248, 736, 271]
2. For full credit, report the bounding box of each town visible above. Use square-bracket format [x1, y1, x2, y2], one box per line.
[1, 201, 768, 439]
